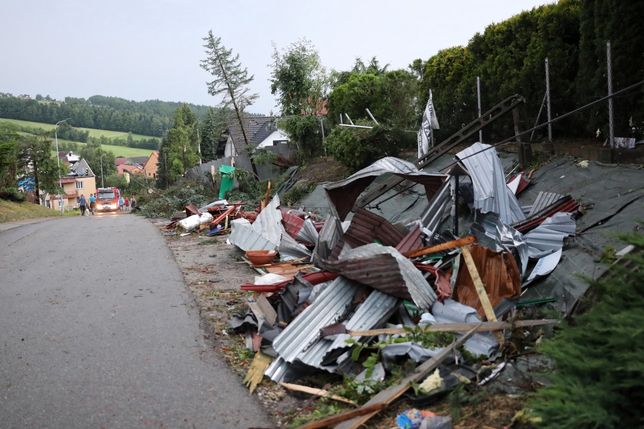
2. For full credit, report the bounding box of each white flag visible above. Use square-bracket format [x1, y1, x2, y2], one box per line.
[417, 90, 440, 160]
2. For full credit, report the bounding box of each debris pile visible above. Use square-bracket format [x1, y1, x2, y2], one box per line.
[220, 144, 583, 426]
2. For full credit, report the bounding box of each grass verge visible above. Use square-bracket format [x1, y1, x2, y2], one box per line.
[0, 199, 62, 223]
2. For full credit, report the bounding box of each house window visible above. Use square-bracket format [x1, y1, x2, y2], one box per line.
[76, 181, 83, 189]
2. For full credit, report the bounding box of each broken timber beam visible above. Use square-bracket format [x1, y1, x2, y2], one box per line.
[347, 319, 559, 337]
[403, 235, 476, 258]
[461, 246, 497, 322]
[280, 382, 358, 406]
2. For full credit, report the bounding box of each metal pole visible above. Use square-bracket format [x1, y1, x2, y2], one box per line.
[54, 118, 70, 214]
[545, 57, 552, 142]
[607, 41, 614, 148]
[319, 117, 326, 157]
[100, 155, 105, 187]
[476, 76, 483, 142]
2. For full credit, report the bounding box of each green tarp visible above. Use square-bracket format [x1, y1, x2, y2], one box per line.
[218, 165, 235, 199]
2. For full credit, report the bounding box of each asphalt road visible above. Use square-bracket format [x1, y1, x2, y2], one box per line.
[0, 213, 272, 429]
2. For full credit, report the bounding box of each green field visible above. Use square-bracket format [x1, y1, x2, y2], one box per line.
[55, 138, 154, 158]
[0, 118, 159, 142]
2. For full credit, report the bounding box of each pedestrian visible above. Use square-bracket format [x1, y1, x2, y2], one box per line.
[130, 197, 137, 212]
[124, 196, 130, 212]
[89, 193, 96, 215]
[118, 195, 125, 212]
[79, 194, 87, 216]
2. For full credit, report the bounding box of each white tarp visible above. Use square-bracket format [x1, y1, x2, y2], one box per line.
[417, 89, 440, 159]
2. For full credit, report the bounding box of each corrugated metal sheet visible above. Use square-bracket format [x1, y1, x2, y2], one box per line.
[312, 214, 344, 265]
[229, 218, 276, 251]
[471, 212, 529, 275]
[456, 143, 525, 225]
[298, 290, 398, 370]
[344, 208, 405, 248]
[265, 356, 289, 382]
[278, 231, 312, 261]
[253, 194, 283, 245]
[528, 191, 564, 216]
[395, 223, 423, 254]
[420, 179, 452, 233]
[272, 277, 357, 363]
[324, 156, 448, 220]
[524, 212, 576, 258]
[322, 243, 436, 310]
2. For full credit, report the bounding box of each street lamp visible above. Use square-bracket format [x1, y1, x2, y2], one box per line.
[54, 118, 71, 214]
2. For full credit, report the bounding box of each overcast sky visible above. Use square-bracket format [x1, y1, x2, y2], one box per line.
[1, 0, 553, 114]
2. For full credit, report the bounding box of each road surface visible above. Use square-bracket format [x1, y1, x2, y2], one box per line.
[0, 214, 272, 429]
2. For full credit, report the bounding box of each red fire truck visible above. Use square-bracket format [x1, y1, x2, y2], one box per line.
[96, 187, 121, 212]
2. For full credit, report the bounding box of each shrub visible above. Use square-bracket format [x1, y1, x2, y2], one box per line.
[324, 125, 414, 171]
[0, 187, 25, 202]
[528, 232, 644, 428]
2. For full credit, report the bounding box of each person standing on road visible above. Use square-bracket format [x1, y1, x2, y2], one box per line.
[118, 195, 125, 212]
[79, 194, 87, 216]
[124, 196, 130, 212]
[130, 197, 137, 212]
[89, 193, 96, 215]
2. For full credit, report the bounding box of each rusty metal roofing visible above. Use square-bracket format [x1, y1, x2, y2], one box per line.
[395, 223, 423, 254]
[313, 215, 344, 265]
[322, 243, 436, 310]
[272, 276, 357, 363]
[456, 143, 525, 225]
[324, 156, 448, 220]
[344, 208, 405, 248]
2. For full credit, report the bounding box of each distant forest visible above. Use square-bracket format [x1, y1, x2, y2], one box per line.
[0, 94, 213, 137]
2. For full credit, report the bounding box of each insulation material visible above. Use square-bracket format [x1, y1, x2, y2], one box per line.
[455, 245, 521, 318]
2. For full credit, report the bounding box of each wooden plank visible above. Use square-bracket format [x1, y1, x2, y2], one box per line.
[461, 246, 497, 322]
[297, 403, 387, 429]
[327, 325, 480, 429]
[280, 382, 358, 406]
[403, 235, 476, 258]
[348, 319, 559, 337]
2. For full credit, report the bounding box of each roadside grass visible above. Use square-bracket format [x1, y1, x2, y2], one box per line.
[0, 199, 62, 223]
[0, 117, 158, 141]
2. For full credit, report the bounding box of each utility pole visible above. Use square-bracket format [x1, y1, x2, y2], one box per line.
[476, 76, 483, 142]
[545, 57, 552, 142]
[54, 118, 70, 213]
[100, 154, 105, 187]
[607, 41, 614, 148]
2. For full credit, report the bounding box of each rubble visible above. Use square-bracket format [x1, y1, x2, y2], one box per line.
[157, 136, 644, 427]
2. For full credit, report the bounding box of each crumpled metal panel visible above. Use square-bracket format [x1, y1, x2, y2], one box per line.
[253, 194, 283, 245]
[430, 299, 498, 357]
[272, 277, 357, 363]
[265, 356, 289, 382]
[456, 143, 525, 225]
[324, 156, 448, 220]
[528, 191, 564, 216]
[312, 214, 344, 265]
[229, 218, 276, 251]
[524, 212, 576, 258]
[471, 212, 529, 275]
[278, 232, 312, 261]
[298, 290, 399, 370]
[420, 179, 452, 233]
[322, 243, 436, 310]
[344, 208, 405, 248]
[395, 223, 423, 254]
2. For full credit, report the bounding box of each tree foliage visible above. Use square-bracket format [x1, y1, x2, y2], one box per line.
[157, 105, 200, 188]
[199, 107, 226, 163]
[328, 59, 418, 130]
[270, 39, 327, 116]
[325, 125, 415, 171]
[279, 115, 324, 162]
[0, 93, 212, 138]
[529, 233, 644, 428]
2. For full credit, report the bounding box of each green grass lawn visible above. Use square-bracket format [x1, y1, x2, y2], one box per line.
[55, 137, 154, 157]
[0, 117, 159, 142]
[0, 199, 63, 223]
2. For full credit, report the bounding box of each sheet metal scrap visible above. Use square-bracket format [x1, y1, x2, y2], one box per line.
[344, 208, 406, 248]
[513, 195, 579, 233]
[321, 243, 437, 310]
[324, 156, 448, 220]
[455, 245, 521, 318]
[298, 290, 399, 370]
[524, 212, 576, 258]
[272, 276, 358, 364]
[456, 142, 525, 225]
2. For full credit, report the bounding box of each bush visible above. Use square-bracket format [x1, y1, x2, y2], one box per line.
[0, 187, 25, 202]
[528, 232, 644, 428]
[325, 125, 415, 171]
[279, 115, 324, 162]
[138, 180, 213, 218]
